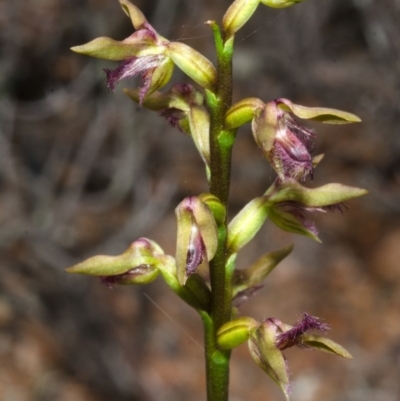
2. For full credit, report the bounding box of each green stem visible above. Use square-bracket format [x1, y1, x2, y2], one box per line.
[202, 22, 236, 401]
[201, 312, 231, 401]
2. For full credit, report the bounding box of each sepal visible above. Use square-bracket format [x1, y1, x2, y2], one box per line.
[70, 37, 161, 60]
[119, 0, 148, 30]
[227, 196, 270, 254]
[175, 196, 218, 284]
[167, 42, 217, 89]
[276, 98, 361, 124]
[248, 320, 290, 400]
[302, 335, 352, 358]
[233, 244, 293, 297]
[65, 238, 163, 277]
[268, 181, 368, 206]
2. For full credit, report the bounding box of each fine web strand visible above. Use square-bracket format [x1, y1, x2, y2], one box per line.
[142, 291, 204, 352]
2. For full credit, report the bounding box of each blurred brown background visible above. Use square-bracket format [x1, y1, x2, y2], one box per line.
[1, 0, 400, 400]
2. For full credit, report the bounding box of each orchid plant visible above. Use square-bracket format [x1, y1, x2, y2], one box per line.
[66, 0, 367, 400]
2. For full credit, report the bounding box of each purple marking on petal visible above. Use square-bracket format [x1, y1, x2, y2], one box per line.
[159, 108, 185, 130]
[139, 68, 154, 105]
[276, 313, 329, 350]
[284, 114, 316, 152]
[324, 202, 348, 214]
[103, 55, 164, 94]
[100, 265, 152, 289]
[185, 225, 206, 277]
[232, 285, 264, 308]
[100, 275, 118, 289]
[272, 141, 314, 181]
[269, 112, 316, 181]
[143, 23, 158, 42]
[277, 201, 319, 236]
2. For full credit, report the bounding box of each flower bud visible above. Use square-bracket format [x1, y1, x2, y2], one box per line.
[225, 97, 265, 130]
[222, 0, 260, 38]
[217, 317, 258, 350]
[260, 0, 305, 8]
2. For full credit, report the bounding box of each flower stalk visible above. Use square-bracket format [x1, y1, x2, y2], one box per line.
[67, 1, 367, 400]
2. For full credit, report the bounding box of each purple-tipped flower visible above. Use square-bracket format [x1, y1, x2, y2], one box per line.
[175, 196, 218, 285]
[71, 1, 174, 104]
[248, 313, 351, 400]
[266, 180, 368, 242]
[227, 96, 361, 183]
[124, 83, 211, 167]
[252, 100, 316, 181]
